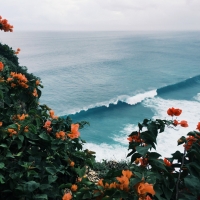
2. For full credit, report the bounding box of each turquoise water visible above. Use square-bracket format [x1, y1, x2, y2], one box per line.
[1, 31, 200, 161]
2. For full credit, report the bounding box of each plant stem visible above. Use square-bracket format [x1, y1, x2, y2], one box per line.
[175, 148, 186, 200]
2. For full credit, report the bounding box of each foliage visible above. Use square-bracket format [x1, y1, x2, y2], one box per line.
[1, 15, 200, 200]
[0, 16, 95, 200]
[0, 43, 19, 65]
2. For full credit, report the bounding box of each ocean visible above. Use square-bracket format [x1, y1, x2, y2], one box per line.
[1, 31, 200, 161]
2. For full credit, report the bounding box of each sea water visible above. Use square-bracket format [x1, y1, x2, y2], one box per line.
[1, 31, 200, 161]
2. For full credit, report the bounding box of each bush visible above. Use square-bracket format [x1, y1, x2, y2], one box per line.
[0, 16, 95, 200]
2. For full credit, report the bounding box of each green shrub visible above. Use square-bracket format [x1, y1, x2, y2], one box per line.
[0, 16, 95, 200]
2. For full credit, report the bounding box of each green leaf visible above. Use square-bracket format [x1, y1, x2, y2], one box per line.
[6, 151, 14, 158]
[17, 140, 22, 149]
[187, 162, 200, 176]
[141, 131, 156, 143]
[177, 136, 186, 145]
[0, 174, 5, 183]
[15, 151, 23, 157]
[25, 132, 39, 140]
[33, 194, 48, 199]
[48, 175, 57, 183]
[179, 193, 196, 200]
[0, 90, 3, 99]
[0, 143, 7, 148]
[148, 158, 167, 171]
[171, 151, 183, 163]
[18, 135, 24, 143]
[74, 166, 86, 177]
[147, 122, 158, 136]
[35, 118, 41, 129]
[82, 191, 92, 199]
[23, 181, 40, 192]
[28, 124, 37, 134]
[0, 162, 5, 169]
[133, 171, 142, 179]
[7, 123, 18, 129]
[147, 152, 161, 159]
[39, 132, 51, 141]
[127, 150, 135, 158]
[46, 167, 57, 175]
[131, 152, 141, 163]
[162, 185, 172, 200]
[58, 183, 72, 189]
[138, 123, 143, 131]
[135, 144, 152, 156]
[184, 175, 200, 196]
[130, 177, 141, 186]
[154, 184, 165, 200]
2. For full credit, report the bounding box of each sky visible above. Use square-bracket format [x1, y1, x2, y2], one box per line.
[1, 0, 200, 31]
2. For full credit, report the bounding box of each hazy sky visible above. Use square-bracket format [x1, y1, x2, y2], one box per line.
[1, 0, 200, 31]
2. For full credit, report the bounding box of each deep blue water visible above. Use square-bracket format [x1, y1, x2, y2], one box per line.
[1, 31, 200, 161]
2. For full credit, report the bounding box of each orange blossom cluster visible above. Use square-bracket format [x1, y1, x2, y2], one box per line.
[0, 16, 13, 32]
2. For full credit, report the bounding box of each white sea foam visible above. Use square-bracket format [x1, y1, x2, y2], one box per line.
[63, 90, 157, 116]
[90, 97, 200, 161]
[194, 93, 200, 102]
[112, 124, 138, 145]
[125, 90, 157, 105]
[83, 142, 129, 162]
[143, 97, 200, 158]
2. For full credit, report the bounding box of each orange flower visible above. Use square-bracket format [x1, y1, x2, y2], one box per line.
[7, 77, 13, 82]
[59, 131, 65, 137]
[43, 120, 52, 132]
[56, 131, 66, 139]
[24, 126, 29, 132]
[8, 72, 29, 88]
[14, 48, 20, 54]
[109, 182, 117, 189]
[7, 128, 17, 136]
[16, 123, 21, 130]
[173, 120, 179, 126]
[179, 120, 188, 127]
[97, 179, 104, 187]
[0, 62, 4, 71]
[136, 182, 155, 196]
[167, 107, 182, 116]
[76, 177, 82, 182]
[67, 124, 80, 139]
[17, 114, 28, 120]
[183, 136, 197, 151]
[56, 132, 61, 138]
[43, 120, 51, 128]
[62, 193, 72, 200]
[49, 110, 58, 119]
[0, 16, 14, 32]
[116, 174, 129, 191]
[163, 158, 172, 167]
[0, 122, 3, 126]
[71, 184, 78, 192]
[135, 157, 148, 167]
[32, 88, 38, 97]
[11, 83, 16, 87]
[140, 158, 148, 167]
[196, 122, 200, 131]
[122, 170, 133, 179]
[36, 80, 40, 85]
[127, 132, 141, 143]
[70, 161, 75, 167]
[19, 82, 29, 88]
